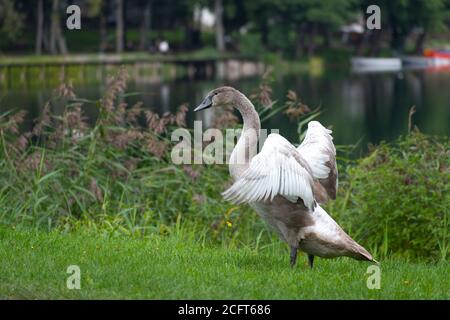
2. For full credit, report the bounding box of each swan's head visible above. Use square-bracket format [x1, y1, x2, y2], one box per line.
[194, 86, 237, 112]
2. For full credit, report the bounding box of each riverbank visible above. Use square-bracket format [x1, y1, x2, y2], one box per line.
[0, 51, 268, 86]
[0, 51, 258, 66]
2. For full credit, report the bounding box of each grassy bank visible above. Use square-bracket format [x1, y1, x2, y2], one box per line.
[1, 225, 448, 300]
[0, 68, 448, 261]
[0, 50, 259, 88]
[0, 68, 448, 299]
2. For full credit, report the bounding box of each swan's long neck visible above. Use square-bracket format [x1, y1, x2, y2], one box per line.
[229, 92, 261, 180]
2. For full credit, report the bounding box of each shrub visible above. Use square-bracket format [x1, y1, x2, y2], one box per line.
[234, 32, 265, 57]
[0, 69, 229, 234]
[0, 67, 296, 247]
[328, 131, 449, 261]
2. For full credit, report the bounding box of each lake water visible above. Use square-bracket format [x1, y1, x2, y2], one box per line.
[2, 67, 449, 156]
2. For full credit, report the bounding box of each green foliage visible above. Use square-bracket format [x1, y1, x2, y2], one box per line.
[285, 0, 359, 30]
[321, 47, 352, 65]
[0, 68, 280, 247]
[0, 0, 24, 42]
[234, 32, 265, 57]
[328, 131, 449, 261]
[200, 30, 216, 48]
[367, 0, 450, 51]
[266, 24, 296, 57]
[372, 0, 449, 33]
[86, 0, 104, 17]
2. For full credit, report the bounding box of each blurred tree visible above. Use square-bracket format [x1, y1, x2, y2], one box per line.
[99, 1, 109, 52]
[245, 0, 280, 48]
[0, 0, 25, 42]
[194, 0, 249, 52]
[35, 0, 44, 54]
[189, 0, 206, 50]
[139, 0, 153, 51]
[87, 0, 109, 52]
[284, 0, 358, 56]
[116, 0, 124, 52]
[409, 0, 449, 53]
[361, 0, 449, 54]
[223, 0, 247, 36]
[49, 0, 68, 54]
[214, 0, 225, 52]
[245, 0, 357, 57]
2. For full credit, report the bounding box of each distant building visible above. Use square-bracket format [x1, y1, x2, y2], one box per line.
[340, 16, 365, 44]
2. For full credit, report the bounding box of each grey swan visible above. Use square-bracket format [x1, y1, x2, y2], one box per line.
[194, 86, 376, 268]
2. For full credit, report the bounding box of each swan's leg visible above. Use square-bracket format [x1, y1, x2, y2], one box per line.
[290, 246, 298, 267]
[308, 254, 314, 269]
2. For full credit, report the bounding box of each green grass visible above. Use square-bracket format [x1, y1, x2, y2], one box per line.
[1, 226, 448, 300]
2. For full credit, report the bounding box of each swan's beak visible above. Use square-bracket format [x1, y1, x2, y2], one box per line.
[194, 95, 213, 112]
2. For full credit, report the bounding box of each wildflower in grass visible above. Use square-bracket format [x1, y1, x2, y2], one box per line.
[124, 157, 140, 172]
[89, 178, 104, 203]
[21, 151, 44, 172]
[112, 129, 144, 150]
[145, 110, 166, 134]
[101, 67, 129, 115]
[145, 133, 167, 158]
[113, 102, 127, 125]
[126, 102, 144, 125]
[1, 110, 27, 135]
[250, 67, 273, 108]
[66, 104, 88, 134]
[192, 194, 205, 204]
[284, 90, 312, 121]
[57, 82, 76, 99]
[212, 105, 239, 129]
[174, 104, 189, 127]
[183, 165, 200, 181]
[32, 102, 51, 136]
[259, 84, 273, 108]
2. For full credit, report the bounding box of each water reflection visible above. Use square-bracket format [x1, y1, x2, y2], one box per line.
[1, 68, 448, 155]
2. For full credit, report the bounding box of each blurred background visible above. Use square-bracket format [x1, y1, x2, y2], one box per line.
[0, 0, 449, 152]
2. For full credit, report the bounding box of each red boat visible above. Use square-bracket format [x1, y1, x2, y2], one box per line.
[424, 49, 450, 59]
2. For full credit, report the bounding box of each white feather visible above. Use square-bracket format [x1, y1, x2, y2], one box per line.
[222, 133, 316, 210]
[298, 120, 337, 182]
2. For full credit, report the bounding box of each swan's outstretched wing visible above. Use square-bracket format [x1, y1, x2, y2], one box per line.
[297, 121, 338, 201]
[222, 133, 316, 210]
